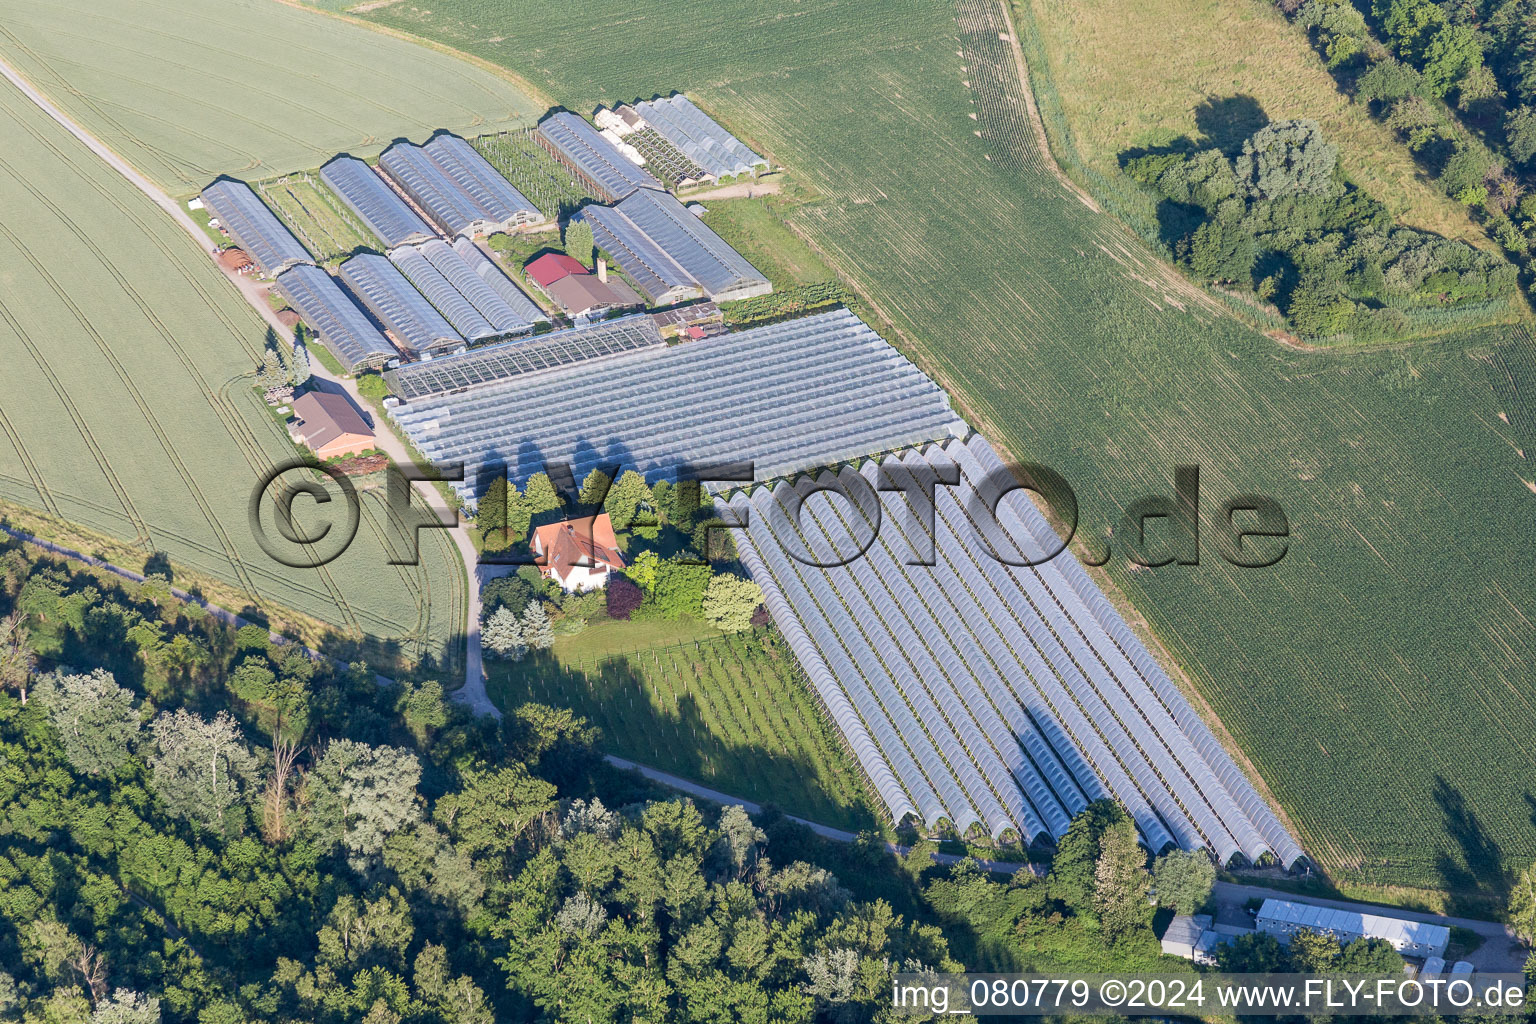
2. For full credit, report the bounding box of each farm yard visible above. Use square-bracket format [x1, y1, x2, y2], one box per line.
[257, 172, 374, 263]
[0, 80, 465, 671]
[362, 0, 1536, 900]
[486, 623, 880, 832]
[0, 0, 544, 195]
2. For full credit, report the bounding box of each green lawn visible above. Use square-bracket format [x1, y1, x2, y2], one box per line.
[702, 186, 838, 288]
[363, 0, 1536, 901]
[487, 619, 882, 832]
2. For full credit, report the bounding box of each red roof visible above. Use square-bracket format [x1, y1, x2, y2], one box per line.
[526, 252, 589, 288]
[530, 513, 626, 585]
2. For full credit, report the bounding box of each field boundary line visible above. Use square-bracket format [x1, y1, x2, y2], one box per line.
[270, 0, 558, 116]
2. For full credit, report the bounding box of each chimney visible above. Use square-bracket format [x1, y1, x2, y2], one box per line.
[597, 257, 608, 283]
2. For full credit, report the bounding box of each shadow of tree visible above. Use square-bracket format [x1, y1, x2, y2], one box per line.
[1194, 94, 1270, 154]
[1434, 775, 1509, 917]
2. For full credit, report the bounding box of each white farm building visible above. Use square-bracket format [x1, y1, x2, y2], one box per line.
[1256, 899, 1449, 960]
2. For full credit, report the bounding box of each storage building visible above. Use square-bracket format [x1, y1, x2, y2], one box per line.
[291, 390, 376, 459]
[320, 156, 435, 248]
[200, 179, 311, 276]
[338, 253, 463, 357]
[272, 264, 396, 371]
[1256, 900, 1449, 960]
[580, 188, 771, 304]
[535, 111, 662, 201]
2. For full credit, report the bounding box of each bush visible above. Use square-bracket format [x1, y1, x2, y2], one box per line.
[356, 373, 388, 402]
[1355, 58, 1424, 103]
[605, 575, 643, 620]
[701, 574, 764, 632]
[482, 575, 532, 619]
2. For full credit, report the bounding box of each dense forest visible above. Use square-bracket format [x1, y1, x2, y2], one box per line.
[1127, 117, 1519, 340]
[0, 533, 1241, 1022]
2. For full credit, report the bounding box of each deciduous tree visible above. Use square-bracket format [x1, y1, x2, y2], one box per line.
[701, 574, 763, 632]
[148, 709, 258, 832]
[0, 610, 36, 705]
[563, 218, 594, 266]
[524, 472, 562, 517]
[1234, 119, 1338, 199]
[603, 470, 654, 531]
[1152, 848, 1216, 915]
[34, 669, 141, 776]
[1092, 817, 1150, 941]
[306, 740, 422, 869]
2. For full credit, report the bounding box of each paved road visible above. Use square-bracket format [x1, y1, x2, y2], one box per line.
[0, 54, 488, 705]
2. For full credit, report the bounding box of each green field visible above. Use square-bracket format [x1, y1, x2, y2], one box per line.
[360, 0, 1536, 899]
[702, 186, 839, 288]
[257, 172, 374, 262]
[0, 80, 464, 671]
[0, 0, 544, 194]
[487, 620, 880, 831]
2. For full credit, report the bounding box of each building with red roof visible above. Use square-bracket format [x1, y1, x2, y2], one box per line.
[525, 252, 589, 289]
[522, 253, 641, 321]
[530, 513, 626, 592]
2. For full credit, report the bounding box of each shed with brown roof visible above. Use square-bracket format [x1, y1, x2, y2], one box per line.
[291, 390, 376, 460]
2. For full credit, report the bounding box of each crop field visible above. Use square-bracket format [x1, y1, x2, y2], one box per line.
[472, 130, 598, 221]
[0, 0, 544, 195]
[0, 81, 463, 671]
[363, 0, 1536, 899]
[257, 172, 374, 263]
[486, 626, 880, 831]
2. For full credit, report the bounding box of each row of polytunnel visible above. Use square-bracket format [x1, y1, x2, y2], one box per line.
[724, 434, 1305, 866]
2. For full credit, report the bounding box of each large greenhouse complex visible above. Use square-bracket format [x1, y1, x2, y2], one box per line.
[726, 438, 1304, 863]
[382, 303, 1304, 864]
[385, 307, 964, 503]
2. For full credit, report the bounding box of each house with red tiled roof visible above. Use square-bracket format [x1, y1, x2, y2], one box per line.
[523, 252, 641, 321]
[525, 252, 589, 289]
[530, 513, 626, 592]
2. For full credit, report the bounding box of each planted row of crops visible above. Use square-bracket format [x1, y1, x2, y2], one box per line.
[257, 173, 374, 263]
[486, 630, 878, 831]
[473, 130, 599, 221]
